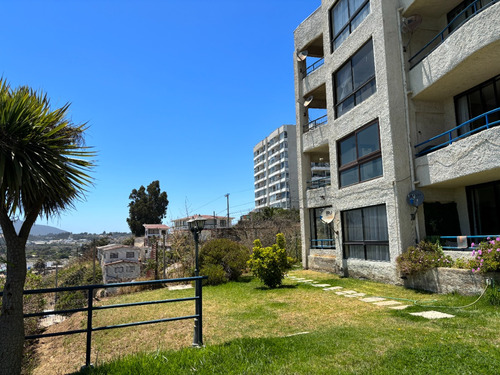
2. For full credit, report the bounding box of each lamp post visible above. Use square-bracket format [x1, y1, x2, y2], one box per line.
[187, 215, 206, 347]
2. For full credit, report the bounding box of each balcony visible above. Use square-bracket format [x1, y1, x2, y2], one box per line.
[409, 0, 498, 69]
[307, 176, 331, 190]
[303, 114, 327, 134]
[408, 1, 500, 100]
[415, 107, 500, 157]
[310, 239, 335, 249]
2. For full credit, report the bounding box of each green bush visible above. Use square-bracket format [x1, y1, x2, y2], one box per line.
[247, 233, 292, 288]
[200, 264, 227, 286]
[396, 241, 453, 276]
[200, 238, 249, 285]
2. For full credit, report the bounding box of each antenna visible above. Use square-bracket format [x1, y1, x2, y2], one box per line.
[296, 50, 308, 61]
[401, 15, 422, 33]
[304, 95, 314, 107]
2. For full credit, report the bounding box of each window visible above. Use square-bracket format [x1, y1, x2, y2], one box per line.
[330, 0, 370, 51]
[455, 75, 500, 135]
[110, 252, 118, 259]
[338, 120, 382, 187]
[310, 207, 335, 249]
[334, 40, 376, 117]
[467, 180, 500, 235]
[126, 252, 135, 258]
[342, 204, 389, 261]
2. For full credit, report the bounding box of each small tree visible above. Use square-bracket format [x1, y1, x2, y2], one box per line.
[248, 233, 292, 288]
[126, 180, 168, 236]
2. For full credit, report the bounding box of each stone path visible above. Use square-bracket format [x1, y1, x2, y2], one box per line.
[286, 275, 455, 320]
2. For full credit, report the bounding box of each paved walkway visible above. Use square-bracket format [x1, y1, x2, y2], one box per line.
[286, 275, 455, 320]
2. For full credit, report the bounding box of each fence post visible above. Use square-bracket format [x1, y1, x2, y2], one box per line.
[192, 277, 203, 347]
[85, 286, 94, 368]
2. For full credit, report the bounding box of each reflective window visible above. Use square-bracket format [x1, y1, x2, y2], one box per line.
[330, 0, 370, 51]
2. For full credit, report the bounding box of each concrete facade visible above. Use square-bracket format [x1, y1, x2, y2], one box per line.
[254, 125, 299, 210]
[294, 0, 500, 284]
[97, 244, 141, 283]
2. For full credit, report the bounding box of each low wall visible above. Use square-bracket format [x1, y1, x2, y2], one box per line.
[403, 267, 500, 295]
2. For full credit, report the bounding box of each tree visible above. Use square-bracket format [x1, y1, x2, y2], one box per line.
[0, 79, 95, 375]
[126, 180, 168, 236]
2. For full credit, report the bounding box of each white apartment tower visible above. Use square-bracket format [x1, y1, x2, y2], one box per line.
[254, 125, 299, 210]
[294, 0, 500, 283]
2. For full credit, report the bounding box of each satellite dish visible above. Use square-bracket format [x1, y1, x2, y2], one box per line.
[296, 50, 308, 61]
[320, 207, 335, 224]
[407, 190, 424, 207]
[401, 15, 422, 33]
[304, 95, 314, 107]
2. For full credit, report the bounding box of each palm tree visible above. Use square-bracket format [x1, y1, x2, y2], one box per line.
[0, 79, 95, 375]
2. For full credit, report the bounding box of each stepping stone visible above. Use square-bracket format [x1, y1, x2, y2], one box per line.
[323, 286, 343, 291]
[168, 284, 193, 290]
[312, 283, 331, 287]
[344, 293, 366, 297]
[373, 300, 402, 306]
[340, 290, 359, 294]
[360, 297, 386, 303]
[410, 311, 455, 319]
[388, 305, 410, 310]
[297, 279, 314, 283]
[294, 278, 306, 280]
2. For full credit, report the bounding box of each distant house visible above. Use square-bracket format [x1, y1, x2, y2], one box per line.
[97, 244, 141, 283]
[172, 215, 232, 231]
[143, 223, 169, 247]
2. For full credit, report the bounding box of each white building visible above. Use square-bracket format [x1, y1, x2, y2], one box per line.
[294, 0, 500, 283]
[254, 124, 299, 210]
[97, 244, 141, 283]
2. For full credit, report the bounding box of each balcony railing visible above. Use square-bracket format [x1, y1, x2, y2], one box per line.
[307, 176, 331, 190]
[305, 58, 324, 76]
[438, 235, 499, 250]
[311, 239, 335, 249]
[409, 0, 498, 69]
[303, 115, 328, 133]
[415, 107, 500, 157]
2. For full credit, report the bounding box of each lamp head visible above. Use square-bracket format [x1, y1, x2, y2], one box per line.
[188, 215, 206, 232]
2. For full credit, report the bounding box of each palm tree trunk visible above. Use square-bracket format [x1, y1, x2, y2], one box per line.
[0, 235, 27, 375]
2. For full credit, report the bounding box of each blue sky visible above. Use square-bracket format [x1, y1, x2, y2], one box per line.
[1, 0, 319, 233]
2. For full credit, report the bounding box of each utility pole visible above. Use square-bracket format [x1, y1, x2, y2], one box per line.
[225, 193, 230, 227]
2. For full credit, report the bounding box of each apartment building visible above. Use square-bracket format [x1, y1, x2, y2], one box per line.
[254, 125, 299, 210]
[294, 0, 500, 283]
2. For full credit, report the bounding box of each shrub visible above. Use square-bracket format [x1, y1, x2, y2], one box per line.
[199, 238, 250, 285]
[396, 241, 453, 276]
[200, 264, 227, 286]
[247, 233, 293, 288]
[469, 237, 500, 274]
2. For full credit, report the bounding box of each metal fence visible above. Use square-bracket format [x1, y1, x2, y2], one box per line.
[0, 276, 207, 369]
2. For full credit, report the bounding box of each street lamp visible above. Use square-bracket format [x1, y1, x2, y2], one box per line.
[187, 215, 206, 276]
[187, 215, 206, 347]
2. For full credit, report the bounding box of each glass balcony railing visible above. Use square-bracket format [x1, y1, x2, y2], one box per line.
[310, 239, 335, 249]
[307, 176, 331, 190]
[409, 0, 498, 69]
[415, 107, 500, 157]
[437, 235, 499, 250]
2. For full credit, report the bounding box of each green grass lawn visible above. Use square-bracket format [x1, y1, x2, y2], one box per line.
[34, 270, 500, 374]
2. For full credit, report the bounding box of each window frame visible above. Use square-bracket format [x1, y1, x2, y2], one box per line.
[337, 119, 382, 188]
[342, 204, 389, 261]
[333, 39, 376, 118]
[329, 0, 371, 52]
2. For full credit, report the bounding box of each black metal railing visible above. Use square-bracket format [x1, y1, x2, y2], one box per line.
[305, 58, 324, 76]
[409, 0, 498, 69]
[307, 176, 331, 190]
[0, 276, 206, 369]
[303, 115, 328, 133]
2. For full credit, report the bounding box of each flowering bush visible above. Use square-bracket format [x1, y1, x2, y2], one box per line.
[469, 237, 500, 274]
[396, 241, 454, 276]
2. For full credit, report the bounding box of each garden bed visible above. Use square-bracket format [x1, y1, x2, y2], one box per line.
[403, 267, 500, 295]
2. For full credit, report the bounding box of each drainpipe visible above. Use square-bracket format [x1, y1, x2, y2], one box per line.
[398, 7, 420, 243]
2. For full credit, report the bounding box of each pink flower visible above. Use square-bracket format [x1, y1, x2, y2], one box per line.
[496, 237, 500, 242]
[497, 248, 500, 252]
[488, 249, 492, 253]
[478, 250, 482, 255]
[490, 241, 495, 245]
[480, 259, 484, 263]
[472, 268, 475, 273]
[487, 237, 491, 240]
[471, 242, 476, 247]
[472, 250, 476, 256]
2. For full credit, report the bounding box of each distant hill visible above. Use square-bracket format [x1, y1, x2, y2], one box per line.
[0, 221, 69, 236]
